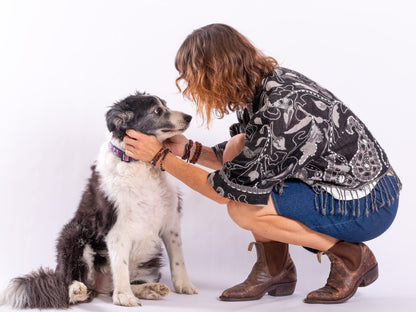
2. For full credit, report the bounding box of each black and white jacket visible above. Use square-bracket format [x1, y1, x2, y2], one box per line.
[208, 67, 401, 213]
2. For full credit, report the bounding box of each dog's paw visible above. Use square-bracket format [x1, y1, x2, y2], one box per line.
[69, 281, 89, 304]
[131, 283, 170, 300]
[112, 291, 141, 307]
[173, 278, 198, 295]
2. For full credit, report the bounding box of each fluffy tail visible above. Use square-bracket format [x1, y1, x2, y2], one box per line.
[0, 267, 69, 309]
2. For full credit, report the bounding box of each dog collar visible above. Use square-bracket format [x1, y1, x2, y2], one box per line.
[108, 142, 136, 162]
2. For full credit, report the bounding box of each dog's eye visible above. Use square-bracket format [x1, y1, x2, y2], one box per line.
[153, 107, 163, 116]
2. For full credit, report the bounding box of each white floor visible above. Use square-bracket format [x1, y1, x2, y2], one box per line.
[1, 265, 414, 312]
[36, 290, 414, 312]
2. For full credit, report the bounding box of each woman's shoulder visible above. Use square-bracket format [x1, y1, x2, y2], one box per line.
[262, 67, 340, 103]
[262, 66, 305, 87]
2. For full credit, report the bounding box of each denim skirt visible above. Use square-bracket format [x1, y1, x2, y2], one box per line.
[271, 176, 399, 243]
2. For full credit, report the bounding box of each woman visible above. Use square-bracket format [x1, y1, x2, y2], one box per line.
[123, 24, 401, 304]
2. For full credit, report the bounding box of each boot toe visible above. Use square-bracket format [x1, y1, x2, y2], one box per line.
[304, 287, 335, 304]
[304, 285, 358, 304]
[219, 286, 248, 301]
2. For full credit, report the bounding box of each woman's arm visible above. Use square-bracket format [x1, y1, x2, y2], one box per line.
[192, 145, 222, 170]
[163, 134, 222, 170]
[157, 152, 229, 204]
[124, 130, 229, 205]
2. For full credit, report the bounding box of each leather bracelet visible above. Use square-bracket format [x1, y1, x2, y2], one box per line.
[150, 146, 167, 166]
[190, 141, 202, 164]
[181, 139, 194, 162]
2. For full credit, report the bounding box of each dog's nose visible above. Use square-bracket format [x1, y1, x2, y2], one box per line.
[184, 114, 192, 123]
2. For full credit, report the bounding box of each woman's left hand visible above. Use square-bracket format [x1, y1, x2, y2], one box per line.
[123, 130, 162, 162]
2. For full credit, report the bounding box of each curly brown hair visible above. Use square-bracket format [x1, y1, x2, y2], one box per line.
[175, 24, 278, 126]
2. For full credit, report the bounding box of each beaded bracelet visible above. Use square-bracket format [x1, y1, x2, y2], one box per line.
[150, 146, 167, 166]
[190, 141, 202, 164]
[159, 149, 171, 171]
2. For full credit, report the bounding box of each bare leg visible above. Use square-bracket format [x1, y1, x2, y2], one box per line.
[223, 133, 245, 164]
[227, 198, 338, 251]
[252, 232, 271, 243]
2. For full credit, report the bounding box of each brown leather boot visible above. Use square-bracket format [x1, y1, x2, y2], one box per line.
[220, 241, 297, 301]
[304, 241, 379, 304]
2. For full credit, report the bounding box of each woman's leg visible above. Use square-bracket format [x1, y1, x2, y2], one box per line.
[221, 132, 381, 304]
[227, 198, 338, 252]
[220, 134, 298, 301]
[221, 134, 320, 301]
[222, 133, 245, 164]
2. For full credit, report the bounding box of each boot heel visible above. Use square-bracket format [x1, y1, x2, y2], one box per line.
[268, 281, 296, 296]
[360, 264, 378, 287]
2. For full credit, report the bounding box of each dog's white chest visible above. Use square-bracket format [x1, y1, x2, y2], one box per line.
[97, 142, 177, 239]
[96, 144, 178, 271]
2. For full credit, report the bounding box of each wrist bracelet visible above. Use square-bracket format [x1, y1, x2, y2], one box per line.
[151, 146, 167, 166]
[181, 139, 194, 162]
[159, 149, 171, 171]
[190, 141, 202, 164]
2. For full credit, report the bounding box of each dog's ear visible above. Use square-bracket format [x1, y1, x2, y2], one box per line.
[106, 105, 134, 140]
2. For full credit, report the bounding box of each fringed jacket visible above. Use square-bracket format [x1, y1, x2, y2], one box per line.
[208, 67, 401, 214]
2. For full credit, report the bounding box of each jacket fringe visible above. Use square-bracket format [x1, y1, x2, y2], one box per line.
[312, 169, 402, 217]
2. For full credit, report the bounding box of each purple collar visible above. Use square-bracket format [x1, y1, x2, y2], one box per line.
[108, 142, 136, 162]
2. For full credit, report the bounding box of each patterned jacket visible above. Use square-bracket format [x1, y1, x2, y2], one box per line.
[208, 67, 401, 209]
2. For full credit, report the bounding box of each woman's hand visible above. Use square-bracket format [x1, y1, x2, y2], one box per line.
[123, 130, 163, 162]
[163, 134, 189, 157]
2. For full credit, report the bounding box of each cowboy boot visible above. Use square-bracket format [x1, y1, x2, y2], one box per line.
[304, 241, 379, 304]
[220, 241, 297, 301]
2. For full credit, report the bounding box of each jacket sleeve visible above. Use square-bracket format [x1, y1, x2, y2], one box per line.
[211, 141, 228, 165]
[207, 94, 326, 205]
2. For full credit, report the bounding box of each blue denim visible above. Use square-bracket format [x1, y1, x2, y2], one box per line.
[271, 176, 399, 243]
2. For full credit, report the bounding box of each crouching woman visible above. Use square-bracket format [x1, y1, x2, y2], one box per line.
[123, 24, 401, 304]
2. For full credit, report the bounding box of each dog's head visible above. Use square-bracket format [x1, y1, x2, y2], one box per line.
[106, 92, 192, 142]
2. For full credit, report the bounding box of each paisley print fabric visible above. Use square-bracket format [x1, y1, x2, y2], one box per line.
[209, 67, 401, 208]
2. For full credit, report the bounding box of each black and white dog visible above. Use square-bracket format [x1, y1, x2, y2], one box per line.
[0, 92, 197, 309]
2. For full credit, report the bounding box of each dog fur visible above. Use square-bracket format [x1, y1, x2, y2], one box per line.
[0, 92, 196, 308]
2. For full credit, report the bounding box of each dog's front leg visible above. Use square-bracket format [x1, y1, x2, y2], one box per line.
[161, 221, 197, 295]
[106, 231, 141, 307]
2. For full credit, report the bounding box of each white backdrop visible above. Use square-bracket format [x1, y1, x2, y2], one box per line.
[0, 1, 415, 311]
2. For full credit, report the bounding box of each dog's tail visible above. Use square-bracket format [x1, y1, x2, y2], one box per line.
[0, 267, 70, 309]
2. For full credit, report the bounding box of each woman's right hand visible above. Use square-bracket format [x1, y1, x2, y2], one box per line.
[163, 134, 189, 157]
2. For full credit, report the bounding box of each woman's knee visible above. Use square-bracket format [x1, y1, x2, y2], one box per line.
[227, 201, 254, 231]
[223, 133, 245, 163]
